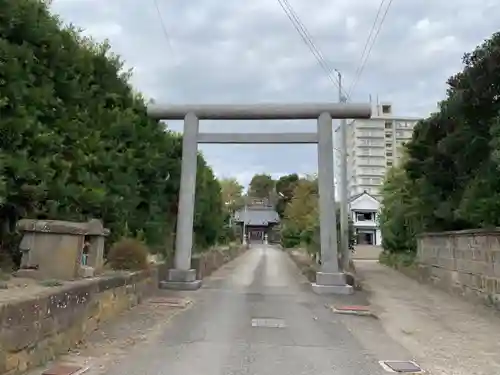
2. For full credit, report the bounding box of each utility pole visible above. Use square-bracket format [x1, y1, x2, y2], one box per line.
[337, 70, 350, 271]
[242, 196, 248, 245]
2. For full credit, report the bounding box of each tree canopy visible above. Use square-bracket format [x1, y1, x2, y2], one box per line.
[275, 173, 299, 218]
[379, 31, 500, 254]
[283, 177, 318, 233]
[280, 175, 354, 257]
[0, 0, 225, 264]
[219, 177, 244, 213]
[248, 174, 275, 199]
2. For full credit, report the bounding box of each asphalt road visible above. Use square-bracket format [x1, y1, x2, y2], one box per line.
[103, 245, 413, 375]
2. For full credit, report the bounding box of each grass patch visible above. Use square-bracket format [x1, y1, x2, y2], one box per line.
[379, 250, 417, 269]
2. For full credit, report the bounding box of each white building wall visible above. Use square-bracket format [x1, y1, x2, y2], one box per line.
[335, 102, 422, 201]
[375, 229, 382, 246]
[349, 192, 382, 246]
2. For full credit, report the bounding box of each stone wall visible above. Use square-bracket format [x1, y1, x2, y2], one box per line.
[0, 266, 165, 375]
[192, 245, 247, 279]
[417, 229, 500, 309]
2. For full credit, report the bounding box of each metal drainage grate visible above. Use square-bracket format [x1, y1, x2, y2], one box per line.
[149, 297, 192, 308]
[379, 360, 424, 373]
[330, 305, 376, 317]
[251, 318, 286, 328]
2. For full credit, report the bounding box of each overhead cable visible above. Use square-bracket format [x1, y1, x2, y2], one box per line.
[348, 0, 395, 96]
[277, 0, 350, 100]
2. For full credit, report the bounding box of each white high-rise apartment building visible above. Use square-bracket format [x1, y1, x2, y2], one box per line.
[335, 102, 422, 201]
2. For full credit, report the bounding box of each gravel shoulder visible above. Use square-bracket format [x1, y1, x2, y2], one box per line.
[356, 260, 500, 375]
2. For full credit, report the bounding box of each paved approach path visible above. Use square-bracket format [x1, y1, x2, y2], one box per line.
[97, 245, 412, 375]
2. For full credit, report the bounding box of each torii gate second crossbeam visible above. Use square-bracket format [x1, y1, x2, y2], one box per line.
[147, 102, 371, 295]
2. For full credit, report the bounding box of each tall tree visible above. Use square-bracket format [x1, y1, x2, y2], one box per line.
[275, 173, 299, 217]
[248, 174, 275, 199]
[380, 31, 500, 254]
[283, 178, 318, 232]
[280, 176, 354, 253]
[0, 0, 226, 264]
[219, 177, 244, 212]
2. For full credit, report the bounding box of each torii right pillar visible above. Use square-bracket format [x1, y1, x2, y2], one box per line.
[313, 112, 353, 295]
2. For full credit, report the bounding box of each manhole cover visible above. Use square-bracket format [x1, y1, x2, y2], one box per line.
[251, 318, 286, 328]
[42, 364, 89, 375]
[379, 360, 423, 373]
[149, 297, 191, 308]
[330, 305, 375, 317]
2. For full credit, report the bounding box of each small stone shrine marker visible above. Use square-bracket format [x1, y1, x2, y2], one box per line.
[15, 218, 109, 280]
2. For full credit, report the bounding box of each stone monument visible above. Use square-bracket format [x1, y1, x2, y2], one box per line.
[15, 218, 109, 280]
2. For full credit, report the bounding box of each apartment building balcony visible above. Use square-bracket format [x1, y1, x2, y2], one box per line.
[357, 170, 385, 177]
[355, 133, 385, 138]
[354, 157, 386, 167]
[356, 143, 385, 148]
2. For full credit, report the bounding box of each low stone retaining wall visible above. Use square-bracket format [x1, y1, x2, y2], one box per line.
[0, 265, 165, 375]
[192, 244, 247, 279]
[0, 244, 246, 375]
[415, 229, 500, 309]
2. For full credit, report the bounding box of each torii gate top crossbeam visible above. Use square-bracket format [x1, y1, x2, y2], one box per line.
[147, 102, 371, 120]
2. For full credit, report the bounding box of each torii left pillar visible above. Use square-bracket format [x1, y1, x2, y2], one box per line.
[160, 112, 201, 290]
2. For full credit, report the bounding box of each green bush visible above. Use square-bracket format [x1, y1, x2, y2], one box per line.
[379, 250, 416, 268]
[281, 226, 301, 248]
[379, 32, 500, 249]
[217, 225, 237, 245]
[107, 238, 149, 271]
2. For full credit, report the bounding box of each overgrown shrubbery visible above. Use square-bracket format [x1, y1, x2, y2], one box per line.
[0, 0, 226, 266]
[281, 226, 302, 248]
[379, 31, 500, 255]
[107, 238, 150, 271]
[379, 250, 416, 268]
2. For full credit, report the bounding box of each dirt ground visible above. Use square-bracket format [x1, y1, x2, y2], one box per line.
[352, 245, 382, 260]
[356, 260, 500, 375]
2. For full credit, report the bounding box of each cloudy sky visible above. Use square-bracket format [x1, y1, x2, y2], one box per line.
[51, 0, 500, 188]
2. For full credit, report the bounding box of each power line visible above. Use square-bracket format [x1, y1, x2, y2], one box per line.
[277, 0, 337, 88]
[281, 0, 350, 100]
[152, 0, 176, 60]
[348, 0, 386, 95]
[348, 0, 395, 96]
[280, 0, 336, 80]
[276, 0, 349, 100]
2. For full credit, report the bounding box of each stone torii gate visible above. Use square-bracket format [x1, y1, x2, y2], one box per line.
[147, 102, 371, 294]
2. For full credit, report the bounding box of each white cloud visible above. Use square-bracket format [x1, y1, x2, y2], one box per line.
[84, 23, 122, 38]
[50, 0, 500, 186]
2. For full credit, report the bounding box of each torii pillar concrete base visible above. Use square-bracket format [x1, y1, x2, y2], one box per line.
[311, 271, 353, 295]
[159, 269, 202, 291]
